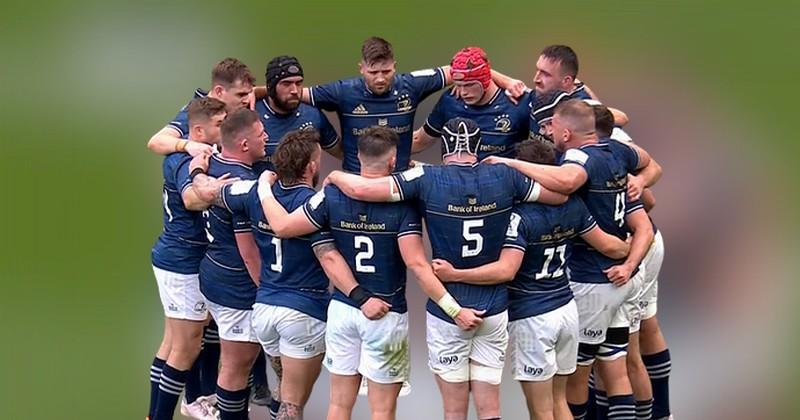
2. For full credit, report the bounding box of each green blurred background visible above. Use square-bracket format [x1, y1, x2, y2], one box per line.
[2, 0, 797, 418]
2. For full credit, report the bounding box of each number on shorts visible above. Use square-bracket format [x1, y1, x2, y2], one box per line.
[354, 236, 376, 273]
[270, 237, 283, 272]
[613, 191, 626, 227]
[462, 219, 484, 258]
[535, 244, 567, 279]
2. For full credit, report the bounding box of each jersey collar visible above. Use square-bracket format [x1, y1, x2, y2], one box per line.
[278, 180, 314, 191]
[212, 153, 252, 169]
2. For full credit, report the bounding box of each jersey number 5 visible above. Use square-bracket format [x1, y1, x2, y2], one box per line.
[462, 219, 484, 258]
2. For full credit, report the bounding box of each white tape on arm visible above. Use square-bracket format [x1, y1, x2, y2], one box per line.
[436, 293, 462, 318]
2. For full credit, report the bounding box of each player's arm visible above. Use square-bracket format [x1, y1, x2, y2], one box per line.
[398, 234, 483, 330]
[492, 157, 587, 194]
[234, 232, 261, 287]
[580, 226, 630, 260]
[411, 127, 439, 154]
[256, 171, 320, 237]
[432, 248, 524, 285]
[323, 140, 344, 159]
[623, 142, 661, 201]
[147, 126, 212, 157]
[609, 107, 629, 126]
[325, 170, 399, 202]
[314, 241, 391, 320]
[641, 188, 656, 212]
[605, 208, 654, 286]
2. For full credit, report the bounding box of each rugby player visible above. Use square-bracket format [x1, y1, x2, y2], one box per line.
[432, 139, 631, 420]
[187, 109, 266, 420]
[483, 100, 654, 420]
[147, 97, 228, 420]
[253, 55, 342, 175]
[255, 126, 485, 420]
[591, 104, 670, 420]
[325, 117, 567, 420]
[148, 58, 256, 156]
[411, 47, 533, 160]
[263, 36, 527, 173]
[532, 45, 629, 128]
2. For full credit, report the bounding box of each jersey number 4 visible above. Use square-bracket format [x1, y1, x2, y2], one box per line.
[462, 219, 484, 258]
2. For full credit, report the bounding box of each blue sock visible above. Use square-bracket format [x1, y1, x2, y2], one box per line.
[153, 364, 189, 420]
[586, 372, 597, 420]
[636, 398, 654, 419]
[607, 394, 636, 420]
[595, 390, 609, 420]
[217, 386, 249, 420]
[148, 357, 166, 419]
[184, 356, 203, 404]
[252, 350, 268, 388]
[569, 401, 589, 420]
[200, 324, 220, 396]
[270, 397, 281, 419]
[642, 349, 671, 419]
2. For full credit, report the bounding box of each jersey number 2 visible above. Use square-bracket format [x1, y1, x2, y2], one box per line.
[354, 236, 376, 273]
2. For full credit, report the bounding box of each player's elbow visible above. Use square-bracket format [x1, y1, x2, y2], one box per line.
[611, 108, 629, 126]
[147, 134, 160, 152]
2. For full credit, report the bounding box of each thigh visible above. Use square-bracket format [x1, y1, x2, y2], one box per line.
[207, 300, 258, 343]
[555, 300, 579, 376]
[427, 312, 471, 382]
[251, 303, 281, 356]
[509, 313, 557, 382]
[154, 266, 208, 321]
[324, 301, 361, 376]
[275, 307, 326, 359]
[471, 311, 509, 370]
[360, 310, 410, 384]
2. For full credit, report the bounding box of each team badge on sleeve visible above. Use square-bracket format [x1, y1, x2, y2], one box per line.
[506, 212, 522, 238]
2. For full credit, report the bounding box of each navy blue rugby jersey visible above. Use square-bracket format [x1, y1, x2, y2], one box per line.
[224, 181, 333, 321]
[151, 152, 207, 274]
[502, 197, 595, 321]
[558, 143, 640, 283]
[303, 185, 422, 314]
[308, 68, 446, 172]
[166, 89, 207, 139]
[392, 163, 538, 322]
[197, 154, 258, 309]
[424, 90, 532, 160]
[253, 99, 339, 174]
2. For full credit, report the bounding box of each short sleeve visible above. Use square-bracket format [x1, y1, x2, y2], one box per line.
[405, 68, 446, 101]
[397, 204, 423, 238]
[611, 139, 641, 172]
[309, 80, 344, 111]
[502, 212, 528, 252]
[222, 181, 257, 232]
[625, 198, 645, 215]
[317, 112, 340, 150]
[167, 107, 190, 139]
[423, 95, 447, 137]
[506, 165, 538, 203]
[392, 166, 427, 201]
[176, 156, 194, 194]
[309, 228, 335, 248]
[302, 188, 330, 229]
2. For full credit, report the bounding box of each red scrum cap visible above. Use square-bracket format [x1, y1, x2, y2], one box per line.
[450, 47, 491, 90]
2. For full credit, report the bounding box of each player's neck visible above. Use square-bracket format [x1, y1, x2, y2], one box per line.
[360, 168, 390, 179]
[443, 154, 477, 165]
[280, 176, 312, 188]
[475, 83, 499, 106]
[220, 149, 253, 165]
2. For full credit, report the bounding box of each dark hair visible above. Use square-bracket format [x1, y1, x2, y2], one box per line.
[516, 139, 556, 165]
[361, 37, 394, 64]
[591, 104, 615, 138]
[358, 126, 399, 159]
[212, 57, 256, 87]
[554, 99, 595, 132]
[273, 129, 320, 184]
[540, 45, 579, 78]
[220, 109, 259, 149]
[187, 97, 226, 126]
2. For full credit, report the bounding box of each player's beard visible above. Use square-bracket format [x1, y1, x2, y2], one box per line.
[271, 93, 300, 113]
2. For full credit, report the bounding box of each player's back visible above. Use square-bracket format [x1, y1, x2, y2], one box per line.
[312, 185, 421, 314]
[152, 152, 208, 274]
[404, 163, 532, 320]
[202, 154, 257, 270]
[561, 144, 634, 282]
[505, 197, 594, 321]
[255, 182, 332, 322]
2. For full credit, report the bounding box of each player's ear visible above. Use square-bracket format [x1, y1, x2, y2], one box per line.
[358, 61, 366, 75]
[211, 84, 225, 98]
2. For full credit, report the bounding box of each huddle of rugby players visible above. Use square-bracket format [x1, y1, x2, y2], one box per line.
[146, 36, 673, 420]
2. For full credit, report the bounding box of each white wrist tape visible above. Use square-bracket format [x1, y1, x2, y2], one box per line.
[389, 178, 402, 202]
[436, 293, 462, 319]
